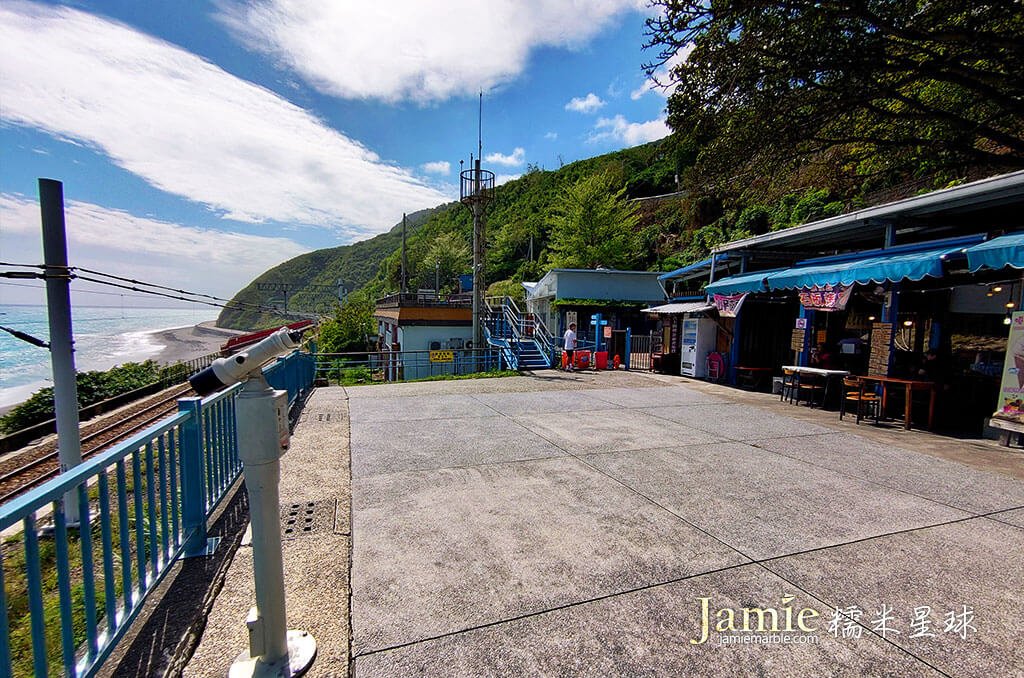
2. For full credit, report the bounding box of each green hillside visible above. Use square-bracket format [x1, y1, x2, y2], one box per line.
[218, 131, 1010, 333]
[217, 141, 684, 329]
[216, 205, 449, 329]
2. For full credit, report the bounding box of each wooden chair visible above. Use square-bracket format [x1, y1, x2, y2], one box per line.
[796, 372, 826, 407]
[780, 369, 798, 403]
[839, 376, 880, 424]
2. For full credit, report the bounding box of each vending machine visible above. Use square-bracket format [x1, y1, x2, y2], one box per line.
[680, 316, 717, 378]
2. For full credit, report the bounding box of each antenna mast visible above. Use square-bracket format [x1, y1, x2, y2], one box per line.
[461, 93, 494, 353]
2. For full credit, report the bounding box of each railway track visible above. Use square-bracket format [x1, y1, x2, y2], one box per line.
[0, 384, 195, 505]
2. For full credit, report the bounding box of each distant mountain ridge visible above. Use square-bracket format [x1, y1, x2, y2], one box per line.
[215, 205, 449, 329]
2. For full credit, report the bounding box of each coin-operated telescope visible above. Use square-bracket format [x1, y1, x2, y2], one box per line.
[190, 328, 317, 677]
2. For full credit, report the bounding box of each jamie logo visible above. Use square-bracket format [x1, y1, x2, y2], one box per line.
[691, 596, 818, 644]
[691, 597, 977, 645]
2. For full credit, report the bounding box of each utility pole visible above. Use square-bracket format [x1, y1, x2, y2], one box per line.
[39, 178, 82, 523]
[400, 212, 407, 295]
[435, 261, 440, 298]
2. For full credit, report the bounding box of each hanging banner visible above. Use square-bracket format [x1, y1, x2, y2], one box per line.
[713, 293, 747, 318]
[799, 283, 854, 312]
[996, 312, 1024, 416]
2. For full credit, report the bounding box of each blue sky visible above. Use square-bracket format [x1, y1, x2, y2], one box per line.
[1, 0, 678, 306]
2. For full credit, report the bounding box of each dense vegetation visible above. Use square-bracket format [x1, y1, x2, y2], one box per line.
[645, 0, 1024, 200]
[0, 360, 177, 433]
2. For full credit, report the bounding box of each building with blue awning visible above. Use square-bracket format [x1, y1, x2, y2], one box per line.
[658, 169, 1024, 433]
[964, 231, 1024, 273]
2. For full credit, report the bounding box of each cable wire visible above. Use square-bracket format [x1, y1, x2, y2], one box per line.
[73, 274, 313, 320]
[70, 265, 325, 315]
[3, 263, 330, 319]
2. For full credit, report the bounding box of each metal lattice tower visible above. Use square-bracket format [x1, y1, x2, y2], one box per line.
[460, 157, 494, 349]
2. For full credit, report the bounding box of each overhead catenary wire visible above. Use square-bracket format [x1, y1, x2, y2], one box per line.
[73, 274, 311, 319]
[74, 265, 244, 306]
[1, 280, 213, 302]
[71, 266, 335, 317]
[2, 263, 318, 319]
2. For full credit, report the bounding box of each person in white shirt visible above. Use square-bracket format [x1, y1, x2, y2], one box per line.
[563, 323, 577, 371]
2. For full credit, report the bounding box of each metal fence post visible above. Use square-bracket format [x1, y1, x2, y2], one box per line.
[178, 397, 211, 557]
[624, 328, 632, 370]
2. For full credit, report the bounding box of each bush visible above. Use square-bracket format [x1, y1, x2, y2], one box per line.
[0, 361, 164, 433]
[486, 279, 527, 301]
[735, 205, 770, 235]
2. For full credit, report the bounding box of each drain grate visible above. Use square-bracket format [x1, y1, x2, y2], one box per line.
[297, 411, 345, 425]
[280, 500, 336, 538]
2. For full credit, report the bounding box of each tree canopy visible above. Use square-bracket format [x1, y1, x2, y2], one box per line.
[548, 173, 643, 270]
[645, 1, 1024, 190]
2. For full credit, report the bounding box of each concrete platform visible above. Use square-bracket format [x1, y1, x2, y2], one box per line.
[179, 369, 1024, 678]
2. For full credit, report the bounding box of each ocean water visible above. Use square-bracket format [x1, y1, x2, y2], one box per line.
[0, 305, 218, 408]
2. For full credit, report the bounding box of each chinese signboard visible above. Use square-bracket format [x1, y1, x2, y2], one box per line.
[798, 283, 853, 311]
[429, 350, 454, 363]
[997, 312, 1024, 415]
[713, 293, 748, 318]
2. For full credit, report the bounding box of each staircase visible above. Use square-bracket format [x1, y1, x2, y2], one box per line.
[483, 297, 554, 370]
[513, 340, 549, 370]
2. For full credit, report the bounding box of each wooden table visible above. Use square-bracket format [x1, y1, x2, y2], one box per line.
[858, 376, 936, 430]
[736, 366, 773, 391]
[781, 366, 850, 407]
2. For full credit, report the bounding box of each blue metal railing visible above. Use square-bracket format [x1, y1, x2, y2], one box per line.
[314, 348, 505, 383]
[0, 350, 315, 678]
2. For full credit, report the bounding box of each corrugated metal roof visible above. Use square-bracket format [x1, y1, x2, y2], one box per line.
[642, 302, 714, 314]
[713, 170, 1024, 255]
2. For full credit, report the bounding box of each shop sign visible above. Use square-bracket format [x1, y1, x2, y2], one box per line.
[799, 283, 853, 312]
[713, 293, 748, 318]
[997, 312, 1024, 414]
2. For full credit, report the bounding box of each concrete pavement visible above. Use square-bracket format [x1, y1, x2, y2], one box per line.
[349, 372, 1023, 677]
[181, 369, 1024, 677]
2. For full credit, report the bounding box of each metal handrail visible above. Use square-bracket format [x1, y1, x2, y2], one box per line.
[482, 295, 556, 368]
[315, 347, 507, 381]
[0, 350, 316, 678]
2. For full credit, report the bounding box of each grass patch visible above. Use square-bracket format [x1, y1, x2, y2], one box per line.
[403, 369, 519, 383]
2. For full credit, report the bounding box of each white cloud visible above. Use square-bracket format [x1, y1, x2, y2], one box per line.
[495, 174, 522, 186]
[631, 43, 695, 99]
[421, 161, 451, 175]
[485, 147, 526, 167]
[0, 193, 309, 301]
[565, 93, 606, 114]
[0, 2, 449, 239]
[218, 0, 642, 103]
[590, 115, 671, 145]
[544, 132, 558, 140]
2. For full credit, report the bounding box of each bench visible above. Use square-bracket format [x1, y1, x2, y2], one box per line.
[989, 417, 1024, 447]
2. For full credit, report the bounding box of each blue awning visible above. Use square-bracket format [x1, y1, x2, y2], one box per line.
[705, 268, 786, 296]
[764, 243, 967, 291]
[659, 258, 712, 281]
[965, 232, 1024, 273]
